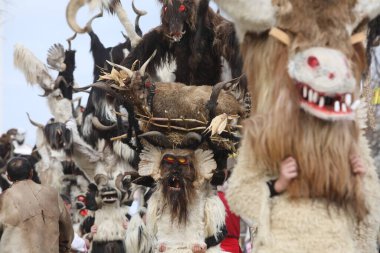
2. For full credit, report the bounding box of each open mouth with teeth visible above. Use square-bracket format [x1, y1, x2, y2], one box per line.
[100, 190, 118, 204]
[166, 31, 186, 42]
[169, 176, 181, 191]
[296, 83, 358, 120]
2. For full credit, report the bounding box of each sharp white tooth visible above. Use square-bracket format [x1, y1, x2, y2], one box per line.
[350, 100, 360, 110]
[303, 86, 307, 98]
[345, 94, 352, 106]
[334, 101, 340, 112]
[308, 90, 313, 102]
[341, 103, 347, 113]
[318, 97, 325, 108]
[313, 92, 319, 103]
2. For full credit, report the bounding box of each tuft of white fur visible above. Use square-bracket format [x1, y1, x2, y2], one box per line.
[138, 144, 162, 180]
[47, 90, 73, 122]
[353, 0, 380, 21]
[214, 0, 278, 41]
[82, 113, 94, 139]
[194, 149, 217, 182]
[156, 60, 176, 82]
[93, 207, 128, 241]
[13, 44, 54, 90]
[125, 214, 154, 253]
[204, 195, 226, 237]
[113, 140, 135, 162]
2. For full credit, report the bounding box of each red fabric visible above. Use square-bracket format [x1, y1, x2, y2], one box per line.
[218, 191, 243, 253]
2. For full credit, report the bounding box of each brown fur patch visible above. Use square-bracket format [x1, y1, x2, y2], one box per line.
[240, 0, 368, 219]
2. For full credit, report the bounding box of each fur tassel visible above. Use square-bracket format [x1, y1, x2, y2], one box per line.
[138, 144, 162, 180]
[194, 149, 217, 183]
[125, 214, 154, 253]
[214, 0, 278, 39]
[204, 195, 225, 237]
[226, 135, 273, 248]
[13, 44, 53, 90]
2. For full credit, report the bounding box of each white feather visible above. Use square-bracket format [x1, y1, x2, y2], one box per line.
[13, 44, 54, 90]
[47, 43, 66, 72]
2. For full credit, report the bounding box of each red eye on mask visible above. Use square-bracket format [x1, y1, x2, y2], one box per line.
[177, 157, 189, 165]
[163, 155, 175, 164]
[179, 4, 186, 12]
[79, 209, 88, 217]
[77, 195, 86, 203]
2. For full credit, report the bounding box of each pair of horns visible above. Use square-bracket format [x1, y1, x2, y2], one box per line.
[66, 0, 144, 46]
[107, 49, 157, 78]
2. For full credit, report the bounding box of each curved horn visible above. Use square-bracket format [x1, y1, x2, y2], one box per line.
[94, 174, 108, 186]
[106, 60, 134, 77]
[66, 32, 77, 51]
[113, 2, 142, 47]
[85, 10, 104, 33]
[66, 0, 88, 33]
[139, 50, 157, 77]
[91, 116, 117, 131]
[138, 131, 172, 148]
[115, 173, 127, 193]
[179, 132, 203, 149]
[206, 76, 242, 118]
[54, 76, 69, 90]
[27, 113, 44, 129]
[132, 0, 147, 16]
[132, 0, 147, 37]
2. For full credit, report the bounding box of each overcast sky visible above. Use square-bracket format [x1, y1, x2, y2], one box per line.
[0, 0, 164, 145]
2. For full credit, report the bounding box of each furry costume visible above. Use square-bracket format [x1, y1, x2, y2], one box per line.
[136, 145, 226, 253]
[214, 0, 380, 252]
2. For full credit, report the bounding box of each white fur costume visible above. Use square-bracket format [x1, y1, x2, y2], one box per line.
[127, 145, 226, 253]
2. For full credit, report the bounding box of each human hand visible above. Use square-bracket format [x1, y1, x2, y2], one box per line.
[192, 243, 206, 253]
[351, 154, 366, 176]
[123, 220, 128, 230]
[158, 243, 166, 252]
[90, 225, 97, 234]
[274, 157, 298, 193]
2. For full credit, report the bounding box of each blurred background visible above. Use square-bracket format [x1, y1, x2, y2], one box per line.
[0, 0, 165, 145]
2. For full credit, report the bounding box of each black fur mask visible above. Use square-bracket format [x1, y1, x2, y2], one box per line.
[160, 154, 197, 224]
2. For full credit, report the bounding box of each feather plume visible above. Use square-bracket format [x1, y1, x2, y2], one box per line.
[14, 44, 54, 91]
[47, 43, 66, 72]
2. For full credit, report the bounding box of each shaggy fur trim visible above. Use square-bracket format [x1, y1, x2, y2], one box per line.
[113, 140, 135, 162]
[226, 136, 272, 247]
[93, 206, 128, 242]
[204, 195, 225, 238]
[139, 144, 162, 180]
[146, 191, 160, 237]
[214, 0, 278, 39]
[194, 149, 217, 183]
[47, 90, 73, 122]
[353, 114, 380, 252]
[13, 44, 54, 90]
[354, 0, 380, 20]
[125, 213, 154, 253]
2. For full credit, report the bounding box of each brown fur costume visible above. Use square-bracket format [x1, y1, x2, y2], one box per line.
[215, 0, 380, 252]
